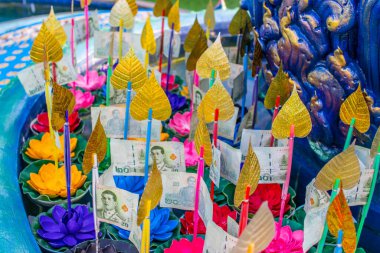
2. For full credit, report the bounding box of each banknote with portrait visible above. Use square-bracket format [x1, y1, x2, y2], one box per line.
[91, 106, 161, 140]
[95, 184, 139, 230]
[111, 139, 186, 176]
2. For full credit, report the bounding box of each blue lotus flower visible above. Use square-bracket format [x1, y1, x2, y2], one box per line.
[115, 208, 178, 242]
[37, 205, 95, 248]
[167, 92, 187, 112]
[113, 175, 145, 195]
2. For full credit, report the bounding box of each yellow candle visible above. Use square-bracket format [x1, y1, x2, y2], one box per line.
[141, 200, 151, 253]
[247, 243, 255, 253]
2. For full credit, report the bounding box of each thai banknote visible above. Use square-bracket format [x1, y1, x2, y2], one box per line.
[203, 221, 238, 253]
[227, 216, 239, 238]
[18, 54, 77, 96]
[111, 139, 186, 176]
[156, 30, 181, 58]
[199, 179, 213, 226]
[207, 107, 239, 141]
[94, 30, 146, 62]
[224, 46, 238, 63]
[129, 225, 142, 252]
[229, 63, 244, 103]
[234, 105, 255, 144]
[160, 171, 197, 210]
[63, 10, 99, 43]
[240, 129, 288, 155]
[95, 184, 139, 230]
[219, 141, 242, 185]
[91, 106, 161, 140]
[210, 147, 221, 188]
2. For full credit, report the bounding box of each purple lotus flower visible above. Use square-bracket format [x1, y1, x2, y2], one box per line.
[37, 205, 95, 248]
[167, 92, 187, 112]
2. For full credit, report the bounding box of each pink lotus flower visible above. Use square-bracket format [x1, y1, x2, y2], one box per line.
[68, 71, 106, 91]
[169, 111, 191, 136]
[172, 137, 199, 167]
[70, 89, 95, 111]
[164, 237, 204, 253]
[263, 222, 304, 253]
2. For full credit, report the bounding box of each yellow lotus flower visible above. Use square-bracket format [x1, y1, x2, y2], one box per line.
[27, 163, 87, 198]
[180, 86, 189, 99]
[25, 132, 77, 161]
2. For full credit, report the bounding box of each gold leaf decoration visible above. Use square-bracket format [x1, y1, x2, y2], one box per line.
[111, 48, 147, 90]
[45, 6, 67, 47]
[229, 8, 253, 35]
[127, 0, 138, 16]
[153, 0, 172, 17]
[204, 0, 215, 30]
[30, 22, 63, 63]
[137, 160, 163, 225]
[231, 202, 275, 253]
[109, 0, 134, 29]
[234, 143, 260, 207]
[168, 0, 180, 32]
[196, 34, 231, 80]
[339, 84, 370, 133]
[197, 78, 235, 123]
[186, 30, 207, 71]
[184, 17, 203, 53]
[130, 72, 172, 121]
[370, 127, 380, 158]
[252, 29, 263, 76]
[80, 0, 92, 8]
[315, 144, 360, 191]
[141, 15, 156, 55]
[194, 117, 212, 166]
[82, 116, 107, 174]
[51, 82, 75, 131]
[272, 85, 312, 138]
[264, 63, 292, 109]
[326, 185, 357, 253]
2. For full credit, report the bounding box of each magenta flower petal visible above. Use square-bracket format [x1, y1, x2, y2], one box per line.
[70, 89, 95, 111]
[168, 111, 191, 136]
[68, 71, 106, 91]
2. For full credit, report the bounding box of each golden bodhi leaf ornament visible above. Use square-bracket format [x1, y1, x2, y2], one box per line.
[137, 160, 163, 225]
[264, 63, 292, 109]
[231, 202, 275, 253]
[153, 0, 172, 17]
[251, 29, 263, 77]
[197, 77, 235, 123]
[127, 0, 138, 16]
[82, 116, 107, 174]
[51, 82, 75, 131]
[339, 84, 370, 133]
[370, 127, 380, 158]
[196, 34, 231, 80]
[204, 0, 215, 30]
[184, 17, 203, 53]
[45, 6, 67, 47]
[141, 15, 156, 55]
[30, 22, 63, 63]
[272, 85, 312, 139]
[234, 142, 260, 207]
[194, 117, 212, 166]
[111, 48, 147, 90]
[80, 0, 92, 8]
[315, 144, 360, 191]
[168, 0, 180, 32]
[327, 184, 357, 253]
[229, 8, 253, 35]
[186, 30, 207, 71]
[109, 0, 134, 29]
[130, 72, 172, 121]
